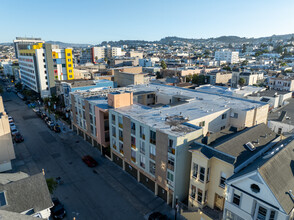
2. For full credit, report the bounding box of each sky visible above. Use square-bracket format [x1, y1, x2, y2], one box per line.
[2, 0, 294, 44]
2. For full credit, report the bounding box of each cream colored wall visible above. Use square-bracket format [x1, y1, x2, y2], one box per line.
[108, 92, 133, 108]
[215, 73, 232, 84]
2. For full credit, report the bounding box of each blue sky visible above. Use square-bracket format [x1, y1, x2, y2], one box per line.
[2, 0, 294, 44]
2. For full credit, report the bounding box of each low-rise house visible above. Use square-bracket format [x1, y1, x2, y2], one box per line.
[187, 124, 279, 219]
[268, 76, 294, 91]
[224, 137, 294, 220]
[0, 172, 53, 219]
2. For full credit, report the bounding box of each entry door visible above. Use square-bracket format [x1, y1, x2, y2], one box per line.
[214, 193, 224, 211]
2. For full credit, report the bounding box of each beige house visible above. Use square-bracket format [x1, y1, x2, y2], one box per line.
[114, 70, 146, 87]
[187, 124, 279, 219]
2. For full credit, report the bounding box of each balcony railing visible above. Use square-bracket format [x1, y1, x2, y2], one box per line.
[168, 147, 175, 155]
[131, 144, 136, 149]
[150, 154, 156, 161]
[120, 149, 124, 155]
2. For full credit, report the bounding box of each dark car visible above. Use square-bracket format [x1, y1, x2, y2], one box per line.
[14, 133, 24, 143]
[82, 155, 98, 167]
[51, 198, 66, 219]
[148, 212, 168, 220]
[54, 125, 61, 133]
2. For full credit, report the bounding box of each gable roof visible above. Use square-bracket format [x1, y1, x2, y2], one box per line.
[259, 138, 294, 214]
[0, 173, 52, 213]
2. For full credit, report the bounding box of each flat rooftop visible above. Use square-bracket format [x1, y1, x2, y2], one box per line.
[113, 84, 267, 136]
[268, 98, 294, 125]
[249, 89, 291, 97]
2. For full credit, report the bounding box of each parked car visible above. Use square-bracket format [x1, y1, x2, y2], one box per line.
[148, 212, 168, 220]
[44, 117, 51, 123]
[51, 198, 66, 219]
[82, 155, 98, 167]
[14, 133, 24, 143]
[8, 116, 13, 123]
[41, 113, 47, 119]
[11, 128, 19, 136]
[54, 124, 61, 133]
[9, 122, 16, 130]
[47, 121, 55, 130]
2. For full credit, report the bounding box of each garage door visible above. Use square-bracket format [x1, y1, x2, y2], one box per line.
[113, 153, 123, 168]
[139, 172, 155, 193]
[157, 185, 167, 202]
[125, 162, 137, 179]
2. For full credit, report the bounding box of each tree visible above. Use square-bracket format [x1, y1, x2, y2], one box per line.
[242, 44, 246, 53]
[222, 66, 231, 71]
[160, 60, 167, 69]
[46, 178, 58, 194]
[186, 74, 192, 82]
[280, 62, 287, 67]
[238, 78, 245, 87]
[15, 82, 22, 91]
[0, 86, 3, 94]
[156, 71, 163, 79]
[241, 60, 248, 66]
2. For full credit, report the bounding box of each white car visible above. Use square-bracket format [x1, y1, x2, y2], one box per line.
[8, 116, 13, 123]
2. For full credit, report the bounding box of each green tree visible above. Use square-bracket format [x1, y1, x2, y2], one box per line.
[280, 62, 287, 67]
[242, 44, 246, 53]
[160, 60, 167, 69]
[241, 60, 248, 66]
[186, 74, 192, 82]
[0, 86, 3, 94]
[46, 178, 58, 194]
[104, 57, 108, 63]
[238, 78, 245, 87]
[222, 66, 231, 71]
[192, 74, 199, 84]
[156, 71, 163, 79]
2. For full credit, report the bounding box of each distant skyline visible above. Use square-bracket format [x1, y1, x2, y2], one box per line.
[2, 0, 294, 44]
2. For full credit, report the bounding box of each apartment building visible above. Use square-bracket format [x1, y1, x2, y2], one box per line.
[188, 124, 279, 218]
[13, 37, 44, 58]
[18, 43, 74, 98]
[80, 46, 105, 64]
[108, 83, 269, 207]
[215, 50, 239, 64]
[231, 71, 264, 88]
[0, 96, 16, 172]
[114, 71, 146, 87]
[224, 137, 294, 220]
[70, 87, 133, 156]
[207, 72, 232, 85]
[268, 77, 294, 91]
[106, 47, 122, 58]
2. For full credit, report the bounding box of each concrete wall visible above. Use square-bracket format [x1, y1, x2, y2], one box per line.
[108, 92, 133, 108]
[155, 130, 168, 189]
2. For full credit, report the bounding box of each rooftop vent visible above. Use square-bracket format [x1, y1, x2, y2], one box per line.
[245, 142, 256, 151]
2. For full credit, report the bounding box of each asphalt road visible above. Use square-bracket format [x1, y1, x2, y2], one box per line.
[2, 89, 176, 220]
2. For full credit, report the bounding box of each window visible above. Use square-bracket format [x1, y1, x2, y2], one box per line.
[118, 116, 123, 128]
[69, 69, 72, 73]
[112, 114, 116, 124]
[197, 189, 203, 203]
[131, 136, 136, 149]
[206, 168, 210, 182]
[131, 149, 136, 162]
[140, 126, 145, 139]
[233, 190, 241, 206]
[167, 171, 174, 182]
[257, 206, 267, 220]
[251, 184, 260, 193]
[199, 121, 205, 127]
[193, 163, 198, 178]
[220, 172, 226, 188]
[68, 59, 71, 62]
[150, 130, 156, 145]
[150, 145, 156, 159]
[119, 130, 123, 141]
[222, 113, 227, 119]
[191, 185, 196, 199]
[131, 122, 136, 135]
[0, 192, 6, 207]
[149, 161, 155, 175]
[62, 64, 66, 68]
[140, 155, 145, 168]
[199, 167, 205, 182]
[140, 141, 145, 154]
[232, 113, 238, 118]
[119, 142, 123, 154]
[112, 126, 116, 137]
[221, 126, 225, 130]
[68, 64, 72, 67]
[269, 210, 276, 220]
[168, 156, 175, 171]
[204, 190, 207, 203]
[67, 53, 71, 56]
[44, 65, 46, 68]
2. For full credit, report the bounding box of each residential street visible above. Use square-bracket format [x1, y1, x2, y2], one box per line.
[2, 90, 177, 220]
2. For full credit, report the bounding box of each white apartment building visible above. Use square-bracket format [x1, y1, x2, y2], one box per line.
[268, 77, 294, 91]
[108, 83, 269, 207]
[215, 50, 239, 64]
[13, 37, 44, 59]
[80, 46, 105, 64]
[18, 43, 74, 98]
[106, 47, 122, 58]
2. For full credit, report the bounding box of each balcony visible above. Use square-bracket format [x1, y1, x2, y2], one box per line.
[150, 154, 156, 161]
[120, 149, 124, 155]
[119, 137, 123, 142]
[131, 157, 136, 163]
[113, 145, 117, 150]
[140, 134, 145, 140]
[131, 144, 136, 150]
[119, 123, 123, 128]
